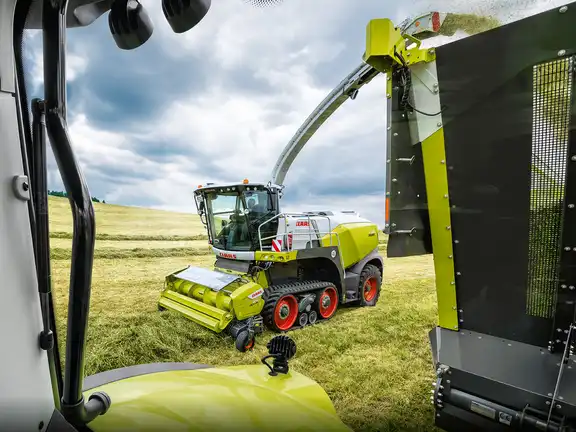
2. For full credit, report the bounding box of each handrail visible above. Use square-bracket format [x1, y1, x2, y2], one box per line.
[256, 212, 346, 274]
[259, 230, 345, 271]
[42, 0, 110, 427]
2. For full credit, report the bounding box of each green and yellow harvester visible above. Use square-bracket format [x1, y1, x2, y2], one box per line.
[158, 179, 384, 351]
[155, 7, 454, 353]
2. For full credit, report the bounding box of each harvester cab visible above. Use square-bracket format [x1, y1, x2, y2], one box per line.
[159, 177, 384, 351]
[194, 180, 282, 252]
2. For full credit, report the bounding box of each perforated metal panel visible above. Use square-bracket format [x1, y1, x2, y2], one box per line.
[435, 4, 576, 346]
[526, 57, 574, 318]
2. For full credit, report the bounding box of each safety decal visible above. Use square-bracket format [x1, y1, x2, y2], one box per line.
[272, 239, 283, 252]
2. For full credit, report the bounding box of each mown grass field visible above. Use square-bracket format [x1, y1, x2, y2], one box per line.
[48, 196, 439, 432]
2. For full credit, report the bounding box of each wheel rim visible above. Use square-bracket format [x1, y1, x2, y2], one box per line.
[245, 338, 254, 350]
[318, 287, 338, 318]
[363, 277, 378, 302]
[274, 295, 298, 330]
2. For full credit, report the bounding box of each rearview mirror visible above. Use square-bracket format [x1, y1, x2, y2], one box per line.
[163, 0, 211, 34]
[109, 0, 154, 50]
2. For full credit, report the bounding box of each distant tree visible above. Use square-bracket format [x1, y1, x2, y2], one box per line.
[48, 190, 103, 203]
[48, 190, 67, 198]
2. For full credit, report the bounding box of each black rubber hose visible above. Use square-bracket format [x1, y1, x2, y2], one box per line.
[42, 0, 109, 426]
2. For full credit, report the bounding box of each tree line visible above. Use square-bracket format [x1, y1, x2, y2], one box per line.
[48, 190, 106, 204]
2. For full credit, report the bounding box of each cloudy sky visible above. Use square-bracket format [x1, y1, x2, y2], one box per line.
[23, 0, 571, 227]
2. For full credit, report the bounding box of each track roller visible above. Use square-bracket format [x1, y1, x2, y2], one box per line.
[269, 293, 299, 332]
[308, 310, 318, 324]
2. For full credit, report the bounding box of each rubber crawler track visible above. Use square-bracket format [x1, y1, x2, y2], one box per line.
[262, 280, 335, 332]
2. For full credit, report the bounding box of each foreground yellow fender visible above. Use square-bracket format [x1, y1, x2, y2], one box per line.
[83, 363, 351, 431]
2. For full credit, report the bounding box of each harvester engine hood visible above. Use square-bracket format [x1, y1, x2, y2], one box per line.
[81, 340, 351, 432]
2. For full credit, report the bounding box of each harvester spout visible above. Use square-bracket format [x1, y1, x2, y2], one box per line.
[270, 11, 447, 187]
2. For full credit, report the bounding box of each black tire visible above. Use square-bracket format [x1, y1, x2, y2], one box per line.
[261, 280, 335, 331]
[358, 264, 382, 307]
[235, 330, 255, 352]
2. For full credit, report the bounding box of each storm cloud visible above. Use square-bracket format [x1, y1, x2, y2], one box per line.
[24, 0, 571, 227]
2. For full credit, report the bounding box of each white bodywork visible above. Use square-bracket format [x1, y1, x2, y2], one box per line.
[407, 59, 444, 144]
[261, 211, 372, 252]
[212, 247, 256, 261]
[1, 1, 55, 430]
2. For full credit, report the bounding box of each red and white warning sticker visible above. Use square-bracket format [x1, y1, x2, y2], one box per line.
[272, 239, 283, 252]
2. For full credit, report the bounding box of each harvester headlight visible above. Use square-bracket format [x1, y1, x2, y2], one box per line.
[260, 335, 297, 376]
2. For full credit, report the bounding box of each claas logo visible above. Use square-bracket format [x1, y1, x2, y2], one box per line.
[219, 252, 237, 259]
[296, 220, 310, 227]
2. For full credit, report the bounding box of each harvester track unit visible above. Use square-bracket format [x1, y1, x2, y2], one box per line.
[158, 180, 383, 351]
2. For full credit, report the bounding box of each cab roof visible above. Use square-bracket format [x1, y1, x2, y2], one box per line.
[195, 181, 283, 192]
